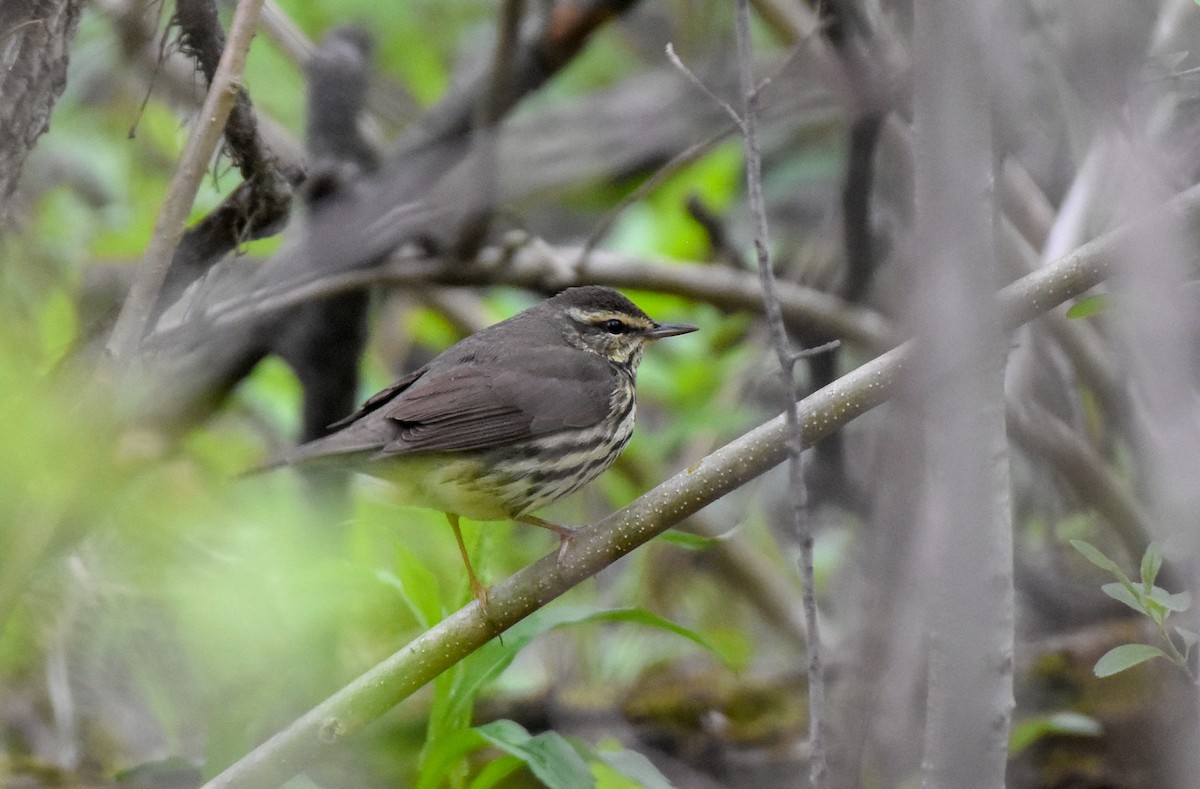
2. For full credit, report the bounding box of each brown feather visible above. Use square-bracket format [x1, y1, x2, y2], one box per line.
[374, 346, 620, 455]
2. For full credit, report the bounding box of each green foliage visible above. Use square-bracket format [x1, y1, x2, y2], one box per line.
[1092, 643, 1171, 678]
[413, 603, 729, 784]
[1065, 294, 1109, 320]
[1069, 540, 1196, 680]
[607, 142, 744, 261]
[656, 529, 729, 551]
[1009, 711, 1103, 754]
[420, 719, 676, 789]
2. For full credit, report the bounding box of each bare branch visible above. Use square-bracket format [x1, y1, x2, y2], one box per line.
[1006, 402, 1152, 563]
[733, 0, 827, 784]
[665, 42, 745, 132]
[103, 0, 267, 367]
[163, 242, 897, 354]
[578, 44, 811, 266]
[912, 0, 1013, 783]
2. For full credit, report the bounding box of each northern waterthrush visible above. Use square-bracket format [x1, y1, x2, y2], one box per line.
[271, 286, 697, 604]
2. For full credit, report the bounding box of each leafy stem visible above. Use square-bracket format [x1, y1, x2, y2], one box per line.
[1071, 539, 1196, 681]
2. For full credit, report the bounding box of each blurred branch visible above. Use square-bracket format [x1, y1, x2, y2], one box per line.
[447, 0, 524, 259]
[256, 0, 314, 64]
[732, 1, 827, 785]
[248, 0, 409, 142]
[196, 139, 1200, 789]
[751, 0, 821, 42]
[394, 0, 642, 153]
[1006, 402, 1151, 562]
[998, 215, 1131, 430]
[182, 240, 898, 353]
[153, 0, 297, 316]
[103, 0, 268, 367]
[796, 0, 893, 513]
[999, 158, 1054, 250]
[911, 0, 1013, 783]
[272, 27, 377, 450]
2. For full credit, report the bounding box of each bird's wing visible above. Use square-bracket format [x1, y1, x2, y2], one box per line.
[326, 365, 429, 430]
[376, 348, 617, 455]
[260, 365, 431, 467]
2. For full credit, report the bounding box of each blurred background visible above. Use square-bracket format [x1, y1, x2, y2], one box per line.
[3, 0, 1200, 787]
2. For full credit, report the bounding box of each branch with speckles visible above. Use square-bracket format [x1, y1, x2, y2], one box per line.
[199, 179, 1200, 789]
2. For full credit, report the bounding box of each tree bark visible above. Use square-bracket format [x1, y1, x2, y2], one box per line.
[0, 0, 82, 222]
[911, 0, 1015, 786]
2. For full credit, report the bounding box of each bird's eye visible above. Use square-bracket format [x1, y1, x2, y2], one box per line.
[599, 319, 629, 334]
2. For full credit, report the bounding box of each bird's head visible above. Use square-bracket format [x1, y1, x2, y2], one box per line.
[552, 286, 698, 368]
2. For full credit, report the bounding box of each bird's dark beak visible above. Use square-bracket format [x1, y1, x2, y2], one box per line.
[645, 322, 699, 340]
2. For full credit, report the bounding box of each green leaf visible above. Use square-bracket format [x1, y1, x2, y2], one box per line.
[1141, 543, 1163, 593]
[1009, 711, 1103, 754]
[377, 542, 444, 630]
[657, 530, 723, 550]
[1065, 294, 1109, 319]
[594, 748, 676, 789]
[576, 608, 725, 661]
[442, 606, 607, 726]
[1147, 586, 1192, 613]
[445, 605, 731, 727]
[1100, 582, 1148, 617]
[417, 727, 488, 789]
[1093, 643, 1169, 677]
[467, 754, 524, 789]
[1070, 539, 1122, 576]
[423, 604, 732, 782]
[475, 721, 595, 789]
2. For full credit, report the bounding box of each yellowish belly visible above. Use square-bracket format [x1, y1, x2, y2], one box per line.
[364, 454, 513, 522]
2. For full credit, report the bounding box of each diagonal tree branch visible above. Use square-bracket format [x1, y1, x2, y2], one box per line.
[104, 0, 267, 368]
[199, 176, 1200, 789]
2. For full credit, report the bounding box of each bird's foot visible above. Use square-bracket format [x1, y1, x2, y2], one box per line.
[555, 529, 576, 564]
[470, 577, 492, 612]
[519, 515, 578, 564]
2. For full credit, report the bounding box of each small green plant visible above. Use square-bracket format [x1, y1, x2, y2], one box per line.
[1070, 540, 1196, 680]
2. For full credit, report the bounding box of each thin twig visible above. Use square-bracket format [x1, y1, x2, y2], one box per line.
[733, 1, 827, 785]
[790, 339, 841, 362]
[577, 126, 732, 268]
[482, 0, 525, 126]
[665, 42, 745, 132]
[103, 0, 267, 368]
[578, 44, 808, 269]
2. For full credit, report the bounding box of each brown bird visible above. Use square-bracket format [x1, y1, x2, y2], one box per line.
[270, 286, 697, 605]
